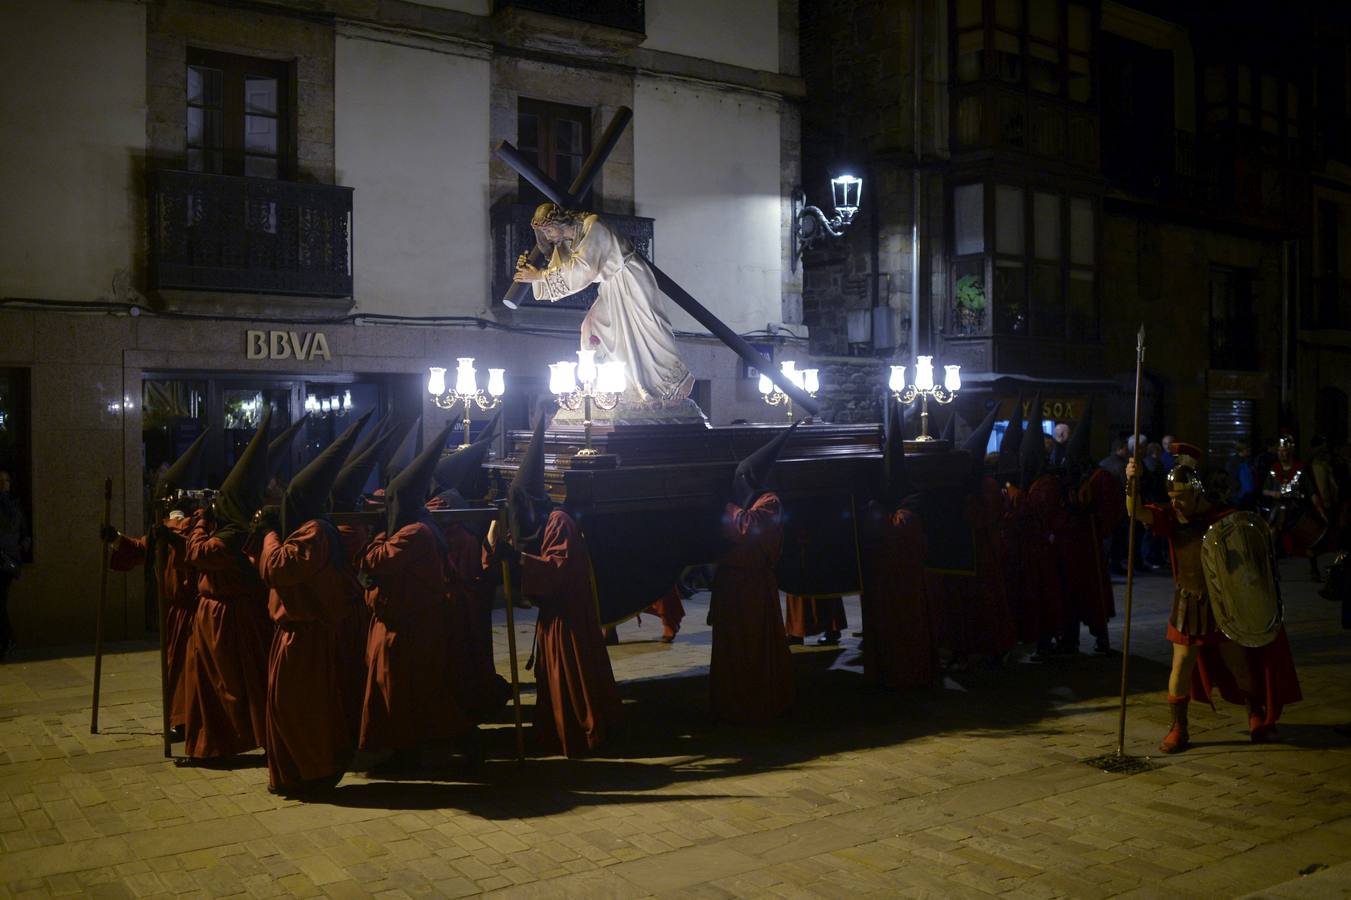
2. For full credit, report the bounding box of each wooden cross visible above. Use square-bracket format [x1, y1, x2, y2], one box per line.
[493, 108, 819, 416]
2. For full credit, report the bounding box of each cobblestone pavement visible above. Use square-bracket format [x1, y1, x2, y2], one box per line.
[1, 559, 1348, 898]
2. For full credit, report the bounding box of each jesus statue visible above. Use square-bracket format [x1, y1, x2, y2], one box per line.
[514, 203, 695, 405]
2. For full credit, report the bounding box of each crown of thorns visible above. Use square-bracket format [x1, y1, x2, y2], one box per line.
[530, 203, 580, 228]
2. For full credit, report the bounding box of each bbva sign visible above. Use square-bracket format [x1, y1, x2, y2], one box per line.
[245, 330, 332, 361]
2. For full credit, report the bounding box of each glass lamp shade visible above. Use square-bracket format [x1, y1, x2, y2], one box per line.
[944, 365, 962, 392]
[803, 368, 820, 394]
[454, 358, 477, 395]
[780, 359, 797, 375]
[330, 395, 340, 412]
[889, 365, 906, 393]
[914, 356, 935, 391]
[576, 349, 598, 386]
[427, 367, 447, 396]
[305, 394, 320, 414]
[342, 390, 353, 410]
[549, 361, 578, 396]
[596, 360, 627, 394]
[321, 398, 332, 414]
[831, 174, 863, 216]
[758, 373, 773, 395]
[486, 368, 506, 397]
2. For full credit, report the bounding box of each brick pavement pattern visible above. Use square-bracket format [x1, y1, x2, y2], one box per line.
[0, 560, 1348, 898]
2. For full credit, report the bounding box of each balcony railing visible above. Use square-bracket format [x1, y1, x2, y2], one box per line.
[494, 0, 644, 34]
[490, 203, 654, 311]
[149, 170, 354, 298]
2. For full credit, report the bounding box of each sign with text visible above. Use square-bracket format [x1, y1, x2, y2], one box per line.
[996, 396, 1086, 422]
[245, 330, 332, 362]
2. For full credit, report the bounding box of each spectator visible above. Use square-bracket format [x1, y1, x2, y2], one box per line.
[1160, 434, 1177, 473]
[1050, 421, 1071, 467]
[0, 468, 31, 661]
[1226, 440, 1258, 511]
[1141, 443, 1168, 569]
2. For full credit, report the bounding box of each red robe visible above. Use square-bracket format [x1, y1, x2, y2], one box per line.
[1059, 478, 1112, 636]
[259, 521, 359, 791]
[708, 494, 794, 723]
[784, 594, 848, 639]
[359, 521, 470, 750]
[335, 523, 372, 738]
[107, 515, 199, 728]
[645, 587, 686, 638]
[1019, 475, 1067, 642]
[936, 480, 1017, 658]
[439, 521, 501, 720]
[181, 522, 271, 758]
[520, 510, 622, 756]
[862, 505, 939, 689]
[1088, 468, 1124, 619]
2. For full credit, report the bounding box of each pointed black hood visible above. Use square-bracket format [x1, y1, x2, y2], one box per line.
[345, 413, 389, 467]
[881, 399, 910, 504]
[1019, 392, 1046, 489]
[216, 409, 272, 536]
[383, 418, 421, 485]
[997, 394, 1025, 480]
[1065, 399, 1094, 470]
[962, 405, 999, 479]
[154, 428, 211, 501]
[331, 419, 405, 513]
[508, 404, 555, 550]
[386, 421, 454, 536]
[433, 410, 499, 497]
[281, 410, 372, 538]
[940, 411, 956, 443]
[733, 419, 800, 509]
[266, 413, 309, 479]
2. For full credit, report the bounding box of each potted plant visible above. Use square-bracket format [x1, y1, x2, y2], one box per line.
[954, 274, 986, 333]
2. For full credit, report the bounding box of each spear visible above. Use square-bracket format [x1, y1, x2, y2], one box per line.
[1115, 325, 1147, 757]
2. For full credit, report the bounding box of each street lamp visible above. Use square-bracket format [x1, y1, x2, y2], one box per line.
[791, 174, 864, 272]
[427, 357, 506, 450]
[889, 356, 960, 441]
[304, 389, 354, 418]
[759, 360, 819, 421]
[552, 350, 627, 457]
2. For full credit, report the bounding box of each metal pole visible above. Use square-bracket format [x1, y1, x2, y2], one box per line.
[499, 554, 524, 762]
[90, 477, 112, 734]
[1115, 325, 1146, 757]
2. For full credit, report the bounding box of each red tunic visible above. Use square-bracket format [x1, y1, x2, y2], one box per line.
[107, 515, 200, 727]
[708, 494, 795, 723]
[784, 594, 848, 639]
[936, 481, 1017, 658]
[259, 521, 359, 791]
[644, 587, 686, 636]
[520, 510, 622, 756]
[1019, 475, 1068, 642]
[181, 522, 271, 758]
[1060, 476, 1115, 636]
[861, 506, 939, 689]
[359, 522, 470, 750]
[439, 521, 500, 720]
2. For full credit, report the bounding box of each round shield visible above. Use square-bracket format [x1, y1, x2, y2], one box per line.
[1201, 511, 1282, 648]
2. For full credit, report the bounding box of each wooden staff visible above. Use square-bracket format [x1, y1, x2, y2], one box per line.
[1114, 325, 1146, 757]
[494, 512, 526, 763]
[90, 477, 112, 734]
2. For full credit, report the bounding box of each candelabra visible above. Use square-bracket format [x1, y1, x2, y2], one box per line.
[889, 356, 960, 441]
[305, 389, 353, 418]
[759, 360, 819, 421]
[550, 350, 626, 457]
[427, 358, 506, 450]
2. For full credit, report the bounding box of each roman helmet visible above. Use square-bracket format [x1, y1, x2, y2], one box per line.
[279, 410, 372, 538]
[733, 419, 801, 509]
[385, 420, 455, 538]
[1166, 441, 1205, 495]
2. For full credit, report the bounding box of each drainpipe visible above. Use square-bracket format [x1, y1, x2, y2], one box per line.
[910, 0, 923, 359]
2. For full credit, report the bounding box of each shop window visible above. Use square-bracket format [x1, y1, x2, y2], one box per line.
[954, 183, 985, 255]
[0, 368, 33, 563]
[1209, 267, 1257, 370]
[518, 98, 593, 208]
[187, 48, 291, 179]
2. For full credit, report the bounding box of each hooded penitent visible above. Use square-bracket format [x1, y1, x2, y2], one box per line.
[385, 421, 455, 537]
[1018, 392, 1046, 489]
[881, 399, 910, 504]
[432, 409, 500, 498]
[382, 418, 421, 485]
[940, 411, 956, 444]
[507, 404, 555, 552]
[215, 409, 272, 545]
[1063, 399, 1094, 478]
[265, 413, 310, 480]
[330, 418, 406, 513]
[280, 410, 373, 538]
[732, 419, 801, 509]
[962, 405, 999, 480]
[153, 428, 212, 502]
[997, 394, 1025, 481]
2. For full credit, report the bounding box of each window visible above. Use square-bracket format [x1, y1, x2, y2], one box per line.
[1201, 62, 1304, 159]
[187, 49, 291, 179]
[950, 179, 1098, 341]
[950, 0, 1094, 104]
[517, 98, 593, 207]
[1209, 267, 1257, 370]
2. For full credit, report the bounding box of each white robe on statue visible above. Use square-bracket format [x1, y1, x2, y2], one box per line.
[532, 214, 693, 403]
